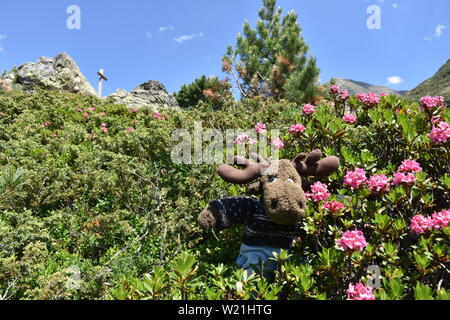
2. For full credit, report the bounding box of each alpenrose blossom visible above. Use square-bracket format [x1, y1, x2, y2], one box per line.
[429, 122, 450, 144]
[409, 215, 433, 234]
[339, 89, 350, 101]
[235, 133, 256, 145]
[289, 123, 306, 135]
[337, 230, 368, 252]
[302, 104, 316, 116]
[409, 210, 450, 234]
[254, 123, 267, 134]
[356, 92, 380, 107]
[329, 85, 340, 95]
[271, 138, 285, 150]
[392, 172, 416, 186]
[398, 160, 422, 173]
[431, 209, 450, 230]
[347, 283, 376, 300]
[125, 127, 136, 132]
[343, 113, 357, 124]
[152, 112, 162, 119]
[420, 96, 445, 111]
[367, 174, 390, 193]
[306, 181, 331, 202]
[344, 168, 367, 189]
[322, 201, 345, 213]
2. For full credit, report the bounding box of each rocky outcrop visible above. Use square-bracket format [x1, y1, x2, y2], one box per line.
[1, 53, 96, 95]
[108, 80, 180, 111]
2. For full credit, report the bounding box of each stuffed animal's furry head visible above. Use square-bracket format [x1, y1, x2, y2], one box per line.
[217, 150, 340, 226]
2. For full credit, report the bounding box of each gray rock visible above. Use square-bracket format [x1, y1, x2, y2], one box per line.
[108, 80, 180, 111]
[2, 53, 97, 95]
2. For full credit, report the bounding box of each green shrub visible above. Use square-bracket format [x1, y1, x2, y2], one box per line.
[0, 86, 448, 300]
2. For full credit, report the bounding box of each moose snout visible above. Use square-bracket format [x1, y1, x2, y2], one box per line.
[263, 178, 307, 225]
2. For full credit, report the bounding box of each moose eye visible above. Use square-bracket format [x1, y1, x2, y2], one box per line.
[268, 177, 277, 183]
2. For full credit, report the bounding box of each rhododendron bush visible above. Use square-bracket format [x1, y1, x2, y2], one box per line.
[0, 87, 449, 300]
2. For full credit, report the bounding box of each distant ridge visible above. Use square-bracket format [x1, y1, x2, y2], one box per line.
[407, 59, 450, 102]
[330, 78, 404, 96]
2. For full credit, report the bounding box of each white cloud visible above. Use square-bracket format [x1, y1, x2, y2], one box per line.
[159, 26, 174, 32]
[174, 32, 204, 44]
[434, 24, 446, 39]
[425, 24, 446, 42]
[145, 32, 152, 39]
[387, 76, 404, 85]
[392, 3, 398, 9]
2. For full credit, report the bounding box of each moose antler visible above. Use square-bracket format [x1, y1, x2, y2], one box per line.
[218, 153, 270, 184]
[292, 150, 340, 178]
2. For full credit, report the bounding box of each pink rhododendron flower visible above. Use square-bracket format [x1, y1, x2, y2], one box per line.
[344, 168, 367, 189]
[339, 89, 350, 101]
[392, 172, 416, 186]
[77, 108, 84, 112]
[152, 112, 162, 119]
[87, 107, 96, 112]
[409, 215, 433, 234]
[101, 127, 108, 133]
[254, 123, 267, 134]
[302, 104, 316, 116]
[100, 112, 107, 116]
[420, 96, 445, 111]
[271, 138, 285, 150]
[398, 160, 422, 173]
[338, 230, 368, 252]
[125, 127, 136, 132]
[329, 85, 340, 95]
[429, 122, 450, 144]
[356, 93, 380, 107]
[367, 174, 390, 193]
[431, 209, 450, 230]
[83, 112, 90, 119]
[289, 123, 306, 134]
[101, 123, 108, 128]
[235, 133, 256, 145]
[347, 283, 376, 300]
[306, 182, 331, 202]
[343, 114, 357, 124]
[380, 92, 388, 97]
[131, 108, 138, 113]
[322, 201, 345, 213]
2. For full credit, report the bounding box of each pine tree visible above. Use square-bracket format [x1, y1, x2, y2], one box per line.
[222, 0, 320, 104]
[174, 75, 232, 110]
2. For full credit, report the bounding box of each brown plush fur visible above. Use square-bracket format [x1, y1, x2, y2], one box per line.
[197, 208, 217, 229]
[260, 160, 306, 225]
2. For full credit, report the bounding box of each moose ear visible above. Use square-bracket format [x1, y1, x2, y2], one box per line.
[246, 179, 262, 195]
[293, 150, 340, 178]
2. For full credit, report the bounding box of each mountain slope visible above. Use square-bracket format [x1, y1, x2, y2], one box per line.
[330, 78, 403, 96]
[407, 59, 450, 102]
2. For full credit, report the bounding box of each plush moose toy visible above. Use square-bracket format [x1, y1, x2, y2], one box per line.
[197, 150, 340, 276]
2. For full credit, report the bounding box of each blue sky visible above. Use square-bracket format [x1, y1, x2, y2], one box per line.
[0, 0, 448, 96]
